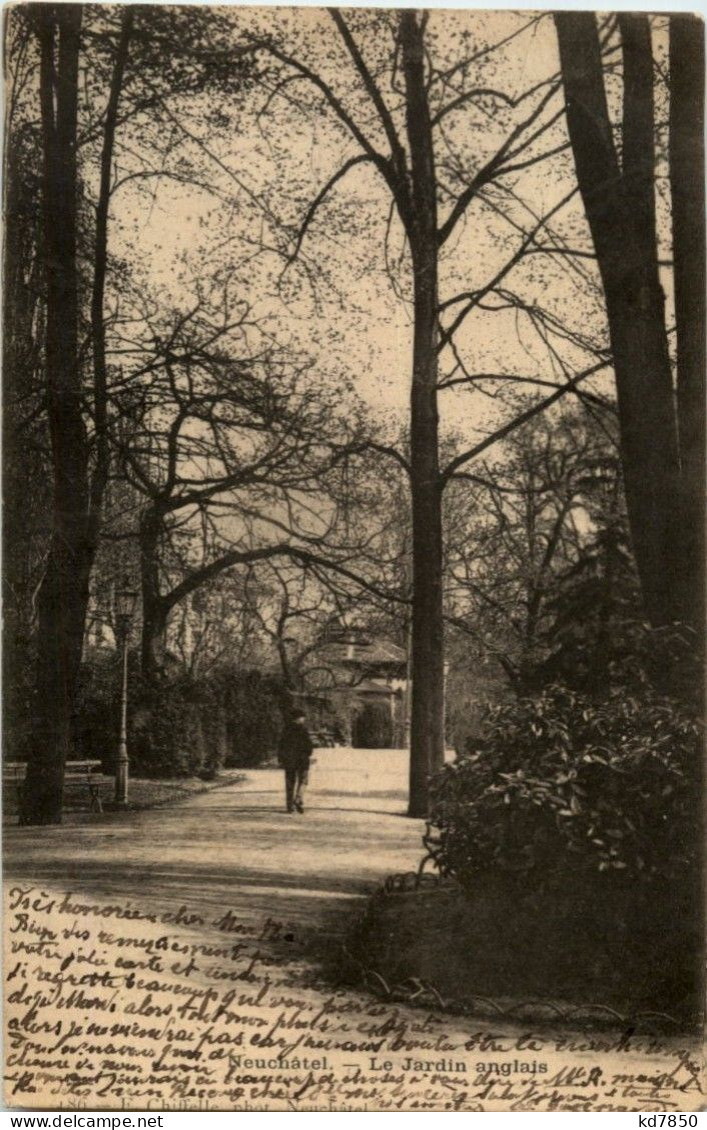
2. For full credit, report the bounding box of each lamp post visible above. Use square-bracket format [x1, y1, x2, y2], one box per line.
[113, 582, 138, 809]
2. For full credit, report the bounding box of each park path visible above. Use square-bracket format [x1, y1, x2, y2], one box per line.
[3, 748, 426, 946]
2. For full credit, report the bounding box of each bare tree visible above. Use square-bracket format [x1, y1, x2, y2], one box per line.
[256, 10, 607, 814]
[10, 4, 259, 822]
[105, 277, 390, 681]
[445, 405, 621, 686]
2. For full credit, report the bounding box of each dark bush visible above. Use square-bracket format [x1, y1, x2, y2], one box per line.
[353, 701, 393, 748]
[72, 653, 284, 777]
[73, 650, 123, 771]
[428, 682, 701, 885]
[3, 638, 35, 763]
[129, 676, 198, 778]
[196, 689, 228, 778]
[425, 681, 702, 1020]
[220, 668, 284, 766]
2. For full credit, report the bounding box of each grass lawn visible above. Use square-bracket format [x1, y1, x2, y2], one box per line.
[349, 872, 702, 1031]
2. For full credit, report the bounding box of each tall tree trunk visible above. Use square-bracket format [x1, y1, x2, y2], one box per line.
[3, 81, 48, 764]
[555, 13, 684, 628]
[669, 14, 706, 634]
[89, 8, 133, 533]
[21, 5, 88, 824]
[139, 509, 168, 683]
[401, 11, 445, 817]
[141, 598, 169, 684]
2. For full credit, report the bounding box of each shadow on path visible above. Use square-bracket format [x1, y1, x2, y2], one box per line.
[4, 748, 426, 951]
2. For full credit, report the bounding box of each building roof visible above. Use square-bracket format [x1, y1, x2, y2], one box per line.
[319, 637, 406, 667]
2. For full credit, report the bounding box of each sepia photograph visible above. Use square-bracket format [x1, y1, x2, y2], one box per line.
[2, 2, 705, 1114]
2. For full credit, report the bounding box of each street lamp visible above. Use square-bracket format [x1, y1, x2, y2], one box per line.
[113, 581, 138, 809]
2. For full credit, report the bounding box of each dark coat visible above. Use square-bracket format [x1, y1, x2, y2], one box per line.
[278, 719, 313, 769]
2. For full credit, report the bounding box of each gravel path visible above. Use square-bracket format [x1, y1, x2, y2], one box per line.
[3, 749, 426, 945]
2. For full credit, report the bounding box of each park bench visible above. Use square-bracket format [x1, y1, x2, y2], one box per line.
[3, 759, 106, 813]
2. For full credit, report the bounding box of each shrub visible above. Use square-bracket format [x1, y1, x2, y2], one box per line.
[219, 669, 284, 766]
[73, 654, 284, 777]
[3, 636, 35, 763]
[73, 650, 122, 771]
[428, 683, 701, 886]
[353, 701, 393, 748]
[130, 676, 202, 778]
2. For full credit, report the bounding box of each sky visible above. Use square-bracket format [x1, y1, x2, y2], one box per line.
[106, 6, 633, 458]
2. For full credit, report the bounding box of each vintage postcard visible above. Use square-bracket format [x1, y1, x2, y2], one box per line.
[3, 3, 705, 1113]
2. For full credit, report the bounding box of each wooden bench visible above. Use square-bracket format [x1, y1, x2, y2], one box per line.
[4, 759, 106, 813]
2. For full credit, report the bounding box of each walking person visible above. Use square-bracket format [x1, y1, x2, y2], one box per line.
[278, 712, 313, 814]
